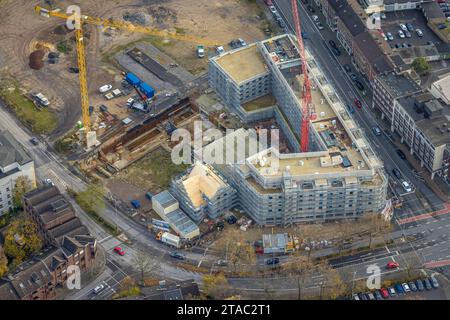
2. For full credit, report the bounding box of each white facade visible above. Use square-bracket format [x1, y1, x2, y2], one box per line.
[0, 160, 36, 215]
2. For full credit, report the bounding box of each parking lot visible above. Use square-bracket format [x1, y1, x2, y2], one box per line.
[381, 10, 443, 49]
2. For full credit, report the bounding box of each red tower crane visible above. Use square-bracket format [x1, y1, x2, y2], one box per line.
[291, 0, 313, 152]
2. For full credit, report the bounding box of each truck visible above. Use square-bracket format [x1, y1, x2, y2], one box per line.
[196, 45, 205, 58]
[156, 231, 181, 248]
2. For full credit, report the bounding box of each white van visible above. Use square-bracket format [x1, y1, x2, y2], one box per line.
[34, 93, 50, 107]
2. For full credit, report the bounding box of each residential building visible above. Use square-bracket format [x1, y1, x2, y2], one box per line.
[352, 31, 394, 81]
[208, 35, 388, 225]
[0, 130, 36, 215]
[372, 72, 422, 121]
[335, 4, 366, 55]
[23, 185, 89, 247]
[383, 0, 425, 12]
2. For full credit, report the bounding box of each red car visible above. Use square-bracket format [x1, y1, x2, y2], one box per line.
[354, 99, 362, 109]
[386, 261, 399, 269]
[380, 288, 389, 298]
[113, 246, 125, 256]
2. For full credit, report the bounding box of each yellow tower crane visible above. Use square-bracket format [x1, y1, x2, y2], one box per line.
[34, 5, 218, 148]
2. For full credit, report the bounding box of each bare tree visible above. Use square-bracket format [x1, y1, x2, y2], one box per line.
[360, 213, 392, 248]
[132, 249, 161, 285]
[287, 255, 314, 300]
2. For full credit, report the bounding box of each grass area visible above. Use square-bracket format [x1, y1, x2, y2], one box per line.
[0, 79, 57, 134]
[117, 148, 190, 191]
[242, 94, 276, 111]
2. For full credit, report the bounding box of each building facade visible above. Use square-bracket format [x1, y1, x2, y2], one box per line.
[0, 130, 36, 215]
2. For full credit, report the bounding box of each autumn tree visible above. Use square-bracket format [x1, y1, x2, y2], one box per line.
[288, 255, 314, 300]
[316, 263, 348, 300]
[202, 272, 231, 299]
[12, 176, 34, 209]
[214, 229, 256, 273]
[3, 219, 42, 267]
[75, 183, 105, 214]
[0, 246, 8, 277]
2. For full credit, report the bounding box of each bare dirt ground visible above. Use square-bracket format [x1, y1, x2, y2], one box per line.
[0, 0, 266, 140]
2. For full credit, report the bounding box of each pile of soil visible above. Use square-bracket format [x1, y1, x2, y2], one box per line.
[29, 50, 45, 70]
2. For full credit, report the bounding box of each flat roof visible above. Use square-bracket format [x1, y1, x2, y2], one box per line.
[432, 73, 450, 102]
[0, 130, 32, 169]
[215, 45, 268, 83]
[166, 209, 199, 236]
[377, 72, 421, 98]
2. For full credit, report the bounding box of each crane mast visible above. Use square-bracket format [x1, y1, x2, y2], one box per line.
[291, 0, 312, 152]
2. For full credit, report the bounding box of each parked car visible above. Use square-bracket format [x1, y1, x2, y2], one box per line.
[416, 28, 424, 37]
[30, 137, 39, 146]
[316, 22, 324, 30]
[238, 38, 247, 47]
[423, 278, 432, 290]
[396, 149, 406, 159]
[226, 215, 237, 224]
[430, 276, 439, 288]
[398, 30, 405, 38]
[408, 281, 418, 292]
[216, 259, 228, 266]
[343, 64, 351, 72]
[347, 104, 355, 114]
[392, 168, 402, 180]
[416, 279, 425, 291]
[307, 5, 315, 13]
[93, 284, 105, 294]
[265, 257, 280, 266]
[355, 81, 365, 91]
[406, 23, 414, 31]
[380, 288, 389, 298]
[312, 15, 319, 22]
[387, 261, 400, 269]
[216, 46, 225, 55]
[269, 5, 277, 14]
[68, 67, 79, 73]
[350, 73, 358, 81]
[99, 84, 112, 93]
[44, 178, 54, 186]
[328, 39, 337, 48]
[402, 283, 411, 293]
[351, 293, 360, 300]
[388, 287, 397, 297]
[399, 23, 407, 31]
[404, 30, 412, 38]
[386, 32, 394, 41]
[394, 283, 404, 295]
[354, 99, 362, 109]
[374, 290, 383, 300]
[113, 246, 125, 256]
[331, 47, 341, 56]
[366, 292, 376, 300]
[170, 252, 185, 260]
[358, 292, 368, 300]
[372, 127, 382, 136]
[402, 181, 412, 193]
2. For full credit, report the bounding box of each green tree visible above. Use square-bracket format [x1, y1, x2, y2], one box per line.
[0, 246, 8, 277]
[12, 176, 34, 209]
[412, 57, 430, 75]
[3, 219, 42, 267]
[75, 184, 105, 214]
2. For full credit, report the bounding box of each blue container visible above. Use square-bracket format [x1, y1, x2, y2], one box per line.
[130, 199, 141, 209]
[145, 192, 153, 201]
[139, 82, 155, 99]
[125, 72, 141, 86]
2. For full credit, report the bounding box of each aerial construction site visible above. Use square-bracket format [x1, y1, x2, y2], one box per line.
[6, 0, 440, 303]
